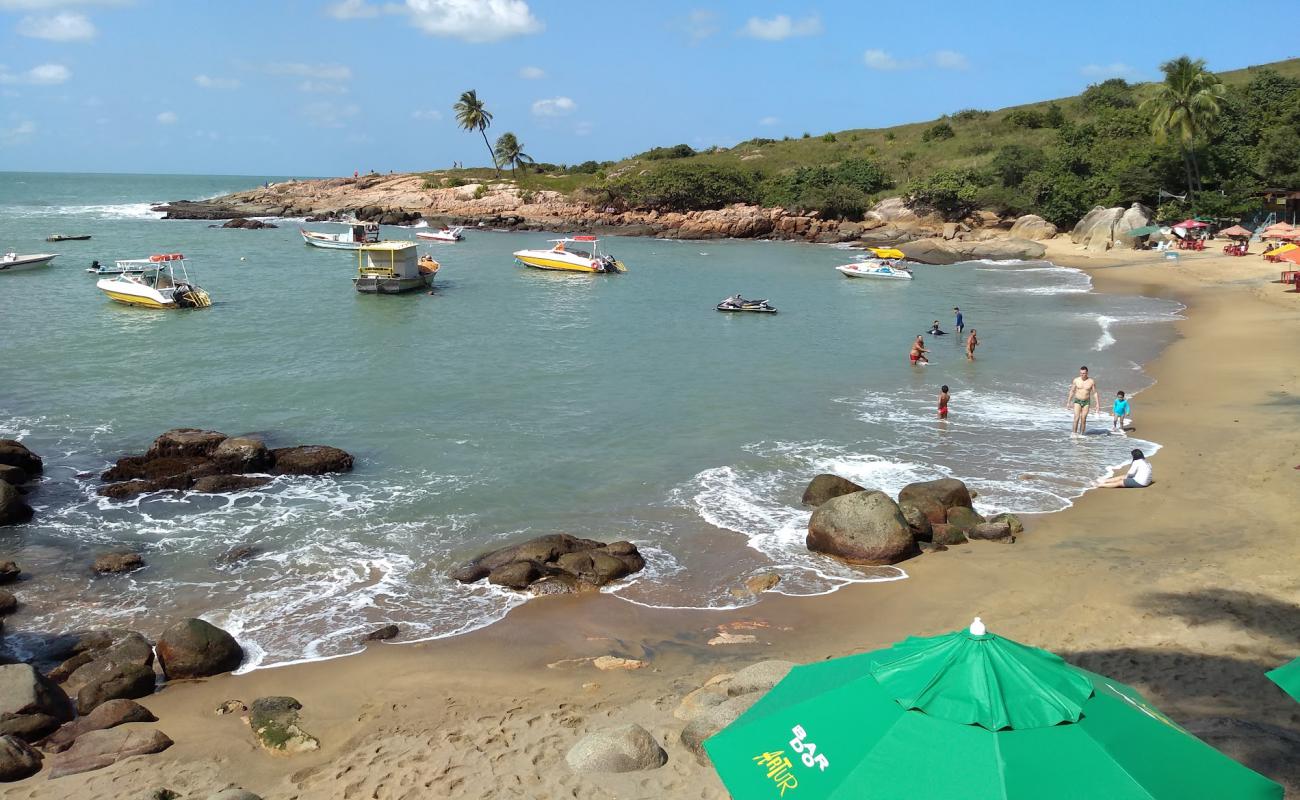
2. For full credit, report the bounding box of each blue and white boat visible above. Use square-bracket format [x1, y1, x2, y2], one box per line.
[300, 222, 380, 250]
[836, 259, 913, 281]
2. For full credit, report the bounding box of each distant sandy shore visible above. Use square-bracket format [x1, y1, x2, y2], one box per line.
[5, 240, 1297, 799]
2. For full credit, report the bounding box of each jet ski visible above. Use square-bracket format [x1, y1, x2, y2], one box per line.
[716, 294, 777, 313]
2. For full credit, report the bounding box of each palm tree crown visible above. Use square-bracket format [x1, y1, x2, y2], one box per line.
[453, 89, 500, 175]
[1140, 56, 1225, 197]
[493, 132, 534, 179]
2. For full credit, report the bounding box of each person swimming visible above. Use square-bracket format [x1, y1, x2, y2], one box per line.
[928, 320, 947, 335]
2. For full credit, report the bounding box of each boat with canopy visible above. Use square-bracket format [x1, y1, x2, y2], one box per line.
[96, 253, 211, 308]
[512, 236, 626, 274]
[353, 241, 437, 293]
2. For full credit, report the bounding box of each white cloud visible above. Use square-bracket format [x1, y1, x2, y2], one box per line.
[403, 0, 542, 43]
[156, 110, 177, 124]
[16, 11, 96, 40]
[758, 116, 780, 126]
[680, 8, 718, 44]
[326, 0, 379, 18]
[411, 109, 442, 120]
[0, 119, 36, 145]
[1081, 62, 1134, 79]
[0, 63, 71, 85]
[302, 100, 359, 128]
[194, 74, 240, 90]
[518, 65, 545, 80]
[265, 62, 353, 80]
[531, 96, 575, 117]
[739, 13, 822, 41]
[933, 49, 969, 70]
[863, 49, 903, 71]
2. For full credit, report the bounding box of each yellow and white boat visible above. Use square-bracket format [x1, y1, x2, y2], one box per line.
[513, 236, 626, 274]
[96, 253, 212, 309]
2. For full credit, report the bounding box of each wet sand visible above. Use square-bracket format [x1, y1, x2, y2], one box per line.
[4, 240, 1298, 799]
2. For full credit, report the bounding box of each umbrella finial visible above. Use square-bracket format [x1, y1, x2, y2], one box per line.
[970, 617, 986, 636]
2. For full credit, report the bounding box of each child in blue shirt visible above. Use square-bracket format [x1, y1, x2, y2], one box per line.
[1112, 391, 1131, 433]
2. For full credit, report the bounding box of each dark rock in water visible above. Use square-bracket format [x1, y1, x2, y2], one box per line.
[365, 624, 399, 642]
[211, 437, 272, 473]
[899, 503, 933, 541]
[249, 696, 318, 753]
[44, 698, 157, 753]
[192, 475, 271, 494]
[565, 723, 668, 773]
[529, 574, 588, 595]
[930, 523, 967, 546]
[103, 454, 208, 482]
[0, 664, 74, 743]
[97, 475, 194, 500]
[897, 478, 973, 516]
[48, 726, 172, 777]
[488, 561, 540, 590]
[806, 490, 919, 565]
[969, 522, 1013, 542]
[801, 474, 865, 507]
[92, 552, 145, 575]
[0, 440, 42, 476]
[73, 662, 156, 715]
[945, 506, 985, 535]
[146, 429, 229, 460]
[0, 734, 42, 781]
[455, 534, 647, 593]
[216, 218, 278, 229]
[0, 466, 27, 486]
[0, 591, 16, 616]
[0, 563, 18, 585]
[156, 619, 243, 679]
[215, 544, 261, 567]
[270, 445, 354, 475]
[0, 481, 32, 526]
[450, 563, 489, 583]
[987, 512, 1024, 535]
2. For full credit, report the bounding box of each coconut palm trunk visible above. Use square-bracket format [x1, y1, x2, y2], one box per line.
[481, 129, 498, 176]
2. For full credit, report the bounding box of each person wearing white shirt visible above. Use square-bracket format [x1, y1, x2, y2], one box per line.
[1099, 449, 1153, 489]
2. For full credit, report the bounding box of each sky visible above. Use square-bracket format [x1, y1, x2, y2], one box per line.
[1, 0, 1297, 176]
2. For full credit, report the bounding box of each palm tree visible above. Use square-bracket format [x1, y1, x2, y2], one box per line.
[1140, 56, 1226, 199]
[453, 89, 499, 176]
[493, 132, 534, 179]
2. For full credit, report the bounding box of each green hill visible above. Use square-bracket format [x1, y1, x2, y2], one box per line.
[433, 57, 1300, 226]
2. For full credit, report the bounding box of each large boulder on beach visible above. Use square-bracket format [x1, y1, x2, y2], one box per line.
[681, 693, 763, 763]
[945, 506, 986, 535]
[48, 727, 172, 778]
[0, 482, 32, 527]
[727, 661, 796, 697]
[73, 662, 156, 715]
[156, 619, 243, 680]
[898, 478, 973, 518]
[0, 441, 42, 477]
[801, 474, 865, 507]
[1113, 203, 1154, 248]
[454, 534, 646, 593]
[0, 735, 42, 782]
[897, 238, 1045, 265]
[565, 724, 667, 773]
[0, 664, 73, 743]
[146, 429, 228, 460]
[987, 512, 1025, 536]
[270, 445, 354, 475]
[1008, 214, 1058, 241]
[44, 699, 156, 753]
[806, 491, 919, 565]
[55, 629, 154, 686]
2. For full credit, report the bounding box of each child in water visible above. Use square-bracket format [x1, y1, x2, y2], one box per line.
[1112, 390, 1131, 433]
[938, 385, 950, 419]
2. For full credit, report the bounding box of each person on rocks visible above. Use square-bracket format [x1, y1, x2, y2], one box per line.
[1098, 449, 1152, 488]
[1066, 365, 1099, 436]
[910, 336, 929, 366]
[938, 385, 950, 419]
[965, 329, 979, 361]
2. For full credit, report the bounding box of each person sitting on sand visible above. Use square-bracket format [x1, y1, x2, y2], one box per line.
[1066, 365, 1098, 435]
[938, 385, 950, 419]
[910, 336, 929, 366]
[1112, 390, 1131, 433]
[1099, 449, 1152, 488]
[965, 329, 979, 361]
[929, 320, 946, 335]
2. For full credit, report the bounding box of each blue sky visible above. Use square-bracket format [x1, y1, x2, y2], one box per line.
[1, 0, 1296, 176]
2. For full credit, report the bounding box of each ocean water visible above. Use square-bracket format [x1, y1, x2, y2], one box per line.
[0, 173, 1182, 669]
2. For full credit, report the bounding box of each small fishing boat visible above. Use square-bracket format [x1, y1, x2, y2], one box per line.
[47, 234, 91, 242]
[353, 242, 433, 294]
[0, 252, 57, 273]
[86, 258, 153, 275]
[716, 294, 777, 313]
[416, 226, 464, 243]
[300, 222, 380, 250]
[513, 236, 626, 274]
[96, 253, 211, 309]
[836, 259, 914, 281]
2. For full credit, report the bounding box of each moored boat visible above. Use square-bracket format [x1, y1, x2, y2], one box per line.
[836, 259, 914, 281]
[0, 252, 58, 273]
[96, 253, 211, 309]
[353, 242, 432, 294]
[716, 294, 778, 313]
[513, 236, 626, 274]
[300, 222, 381, 250]
[47, 234, 92, 242]
[416, 226, 464, 242]
[86, 258, 154, 275]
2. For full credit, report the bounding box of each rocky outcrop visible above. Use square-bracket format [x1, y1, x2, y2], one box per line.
[452, 534, 646, 594]
[97, 429, 351, 500]
[0, 563, 18, 584]
[945, 506, 985, 536]
[0, 664, 74, 743]
[898, 478, 974, 522]
[987, 512, 1025, 535]
[898, 237, 1046, 265]
[214, 218, 277, 229]
[806, 491, 919, 565]
[565, 724, 667, 773]
[58, 630, 157, 715]
[0, 590, 16, 615]
[43, 699, 156, 753]
[0, 441, 42, 478]
[1071, 203, 1152, 252]
[92, 552, 145, 575]
[48, 727, 172, 778]
[0, 735, 42, 782]
[1008, 214, 1058, 241]
[156, 619, 243, 680]
[801, 474, 865, 507]
[248, 696, 318, 753]
[0, 482, 32, 527]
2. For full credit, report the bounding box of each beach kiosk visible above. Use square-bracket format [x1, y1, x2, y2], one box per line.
[353, 241, 437, 294]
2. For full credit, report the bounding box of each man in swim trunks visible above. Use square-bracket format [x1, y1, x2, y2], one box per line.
[938, 385, 950, 419]
[910, 335, 929, 365]
[965, 329, 978, 361]
[1066, 365, 1098, 435]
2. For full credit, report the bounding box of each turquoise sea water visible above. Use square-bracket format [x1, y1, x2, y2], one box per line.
[0, 173, 1181, 668]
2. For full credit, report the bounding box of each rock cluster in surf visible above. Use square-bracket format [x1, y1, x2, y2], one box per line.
[97, 428, 354, 501]
[452, 533, 646, 594]
[804, 475, 1020, 565]
[0, 440, 41, 526]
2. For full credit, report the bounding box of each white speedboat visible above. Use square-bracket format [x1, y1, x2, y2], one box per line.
[416, 226, 464, 243]
[513, 236, 626, 274]
[0, 252, 57, 273]
[300, 222, 380, 250]
[836, 259, 913, 281]
[96, 253, 211, 309]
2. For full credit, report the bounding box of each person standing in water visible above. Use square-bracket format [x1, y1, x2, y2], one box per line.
[965, 329, 979, 361]
[953, 307, 964, 335]
[1066, 366, 1098, 435]
[938, 385, 950, 419]
[1111, 390, 1131, 433]
[910, 335, 929, 366]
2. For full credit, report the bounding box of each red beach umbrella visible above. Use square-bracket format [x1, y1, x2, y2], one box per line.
[1174, 219, 1209, 229]
[1278, 249, 1300, 265]
[1217, 225, 1252, 238]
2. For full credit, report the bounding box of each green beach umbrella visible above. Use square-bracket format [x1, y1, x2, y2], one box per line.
[704, 619, 1283, 799]
[1266, 656, 1300, 703]
[1124, 224, 1163, 237]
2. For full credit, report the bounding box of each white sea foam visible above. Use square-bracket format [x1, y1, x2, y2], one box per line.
[0, 202, 164, 220]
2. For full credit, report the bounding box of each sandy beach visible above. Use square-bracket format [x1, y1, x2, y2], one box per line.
[3, 241, 1297, 799]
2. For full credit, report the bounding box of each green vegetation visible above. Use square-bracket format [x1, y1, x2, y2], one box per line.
[493, 132, 534, 179]
[431, 57, 1300, 226]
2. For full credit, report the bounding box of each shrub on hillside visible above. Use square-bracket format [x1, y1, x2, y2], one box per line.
[608, 162, 758, 211]
[1005, 108, 1045, 129]
[951, 109, 991, 122]
[760, 158, 893, 220]
[991, 144, 1047, 187]
[921, 122, 955, 143]
[1080, 78, 1136, 112]
[638, 143, 696, 161]
[906, 168, 986, 219]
